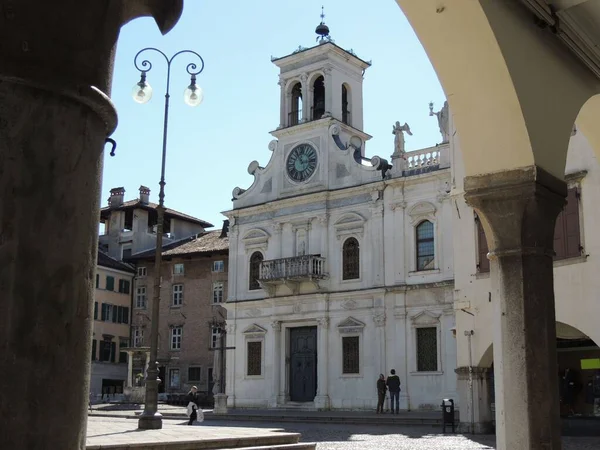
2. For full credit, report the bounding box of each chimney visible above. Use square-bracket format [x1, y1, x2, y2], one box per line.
[139, 185, 151, 204]
[220, 219, 230, 238]
[108, 187, 125, 207]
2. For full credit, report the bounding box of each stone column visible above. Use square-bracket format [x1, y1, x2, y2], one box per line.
[464, 166, 565, 450]
[323, 66, 333, 118]
[127, 351, 134, 388]
[370, 195, 385, 286]
[300, 73, 309, 123]
[270, 320, 282, 407]
[455, 366, 493, 434]
[0, 3, 181, 449]
[278, 77, 286, 128]
[145, 352, 151, 379]
[315, 317, 331, 410]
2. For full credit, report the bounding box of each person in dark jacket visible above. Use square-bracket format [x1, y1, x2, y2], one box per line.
[187, 386, 200, 425]
[376, 374, 387, 414]
[386, 369, 401, 414]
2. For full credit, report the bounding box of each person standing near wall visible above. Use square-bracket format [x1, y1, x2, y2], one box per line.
[376, 374, 387, 414]
[386, 369, 401, 414]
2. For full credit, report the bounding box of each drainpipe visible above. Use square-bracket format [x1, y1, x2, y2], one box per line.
[465, 330, 475, 433]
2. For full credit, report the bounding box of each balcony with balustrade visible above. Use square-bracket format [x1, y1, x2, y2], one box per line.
[258, 255, 327, 296]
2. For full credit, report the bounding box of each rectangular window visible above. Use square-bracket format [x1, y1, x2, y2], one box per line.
[211, 327, 223, 349]
[188, 367, 201, 382]
[119, 338, 129, 364]
[94, 302, 98, 320]
[137, 267, 147, 277]
[554, 187, 581, 260]
[475, 215, 490, 273]
[105, 276, 115, 291]
[416, 221, 435, 271]
[173, 263, 185, 275]
[172, 284, 184, 306]
[171, 326, 182, 350]
[133, 327, 144, 347]
[101, 303, 109, 321]
[247, 341, 262, 376]
[118, 279, 131, 294]
[122, 246, 132, 259]
[213, 260, 224, 273]
[212, 282, 224, 304]
[416, 327, 438, 372]
[95, 274, 100, 289]
[99, 338, 114, 362]
[91, 339, 97, 361]
[136, 286, 147, 309]
[342, 336, 360, 374]
[169, 368, 180, 388]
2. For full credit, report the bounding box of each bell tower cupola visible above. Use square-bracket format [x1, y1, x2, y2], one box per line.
[272, 8, 371, 131]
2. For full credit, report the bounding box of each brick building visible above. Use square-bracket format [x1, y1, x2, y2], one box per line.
[128, 224, 229, 395]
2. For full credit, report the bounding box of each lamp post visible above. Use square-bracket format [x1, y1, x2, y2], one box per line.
[133, 47, 205, 430]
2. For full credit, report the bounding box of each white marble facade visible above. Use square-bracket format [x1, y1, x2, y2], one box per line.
[223, 39, 457, 411]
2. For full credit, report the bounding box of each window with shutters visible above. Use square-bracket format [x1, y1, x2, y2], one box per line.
[119, 338, 128, 363]
[416, 220, 435, 271]
[342, 336, 360, 374]
[342, 237, 360, 280]
[247, 341, 262, 376]
[99, 338, 115, 362]
[475, 215, 490, 273]
[554, 187, 582, 261]
[136, 286, 146, 309]
[96, 274, 100, 288]
[133, 327, 144, 347]
[249, 252, 263, 290]
[416, 327, 438, 372]
[94, 302, 98, 320]
[171, 327, 182, 350]
[172, 284, 184, 306]
[118, 279, 130, 294]
[91, 339, 97, 361]
[105, 276, 115, 291]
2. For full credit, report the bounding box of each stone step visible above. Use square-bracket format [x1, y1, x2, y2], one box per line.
[231, 444, 316, 450]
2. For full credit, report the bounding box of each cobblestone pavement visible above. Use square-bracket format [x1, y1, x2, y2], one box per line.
[205, 419, 600, 450]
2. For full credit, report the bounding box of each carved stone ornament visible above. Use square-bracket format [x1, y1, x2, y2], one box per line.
[373, 313, 386, 327]
[243, 323, 267, 339]
[337, 317, 366, 334]
[268, 140, 278, 152]
[245, 308, 262, 318]
[292, 304, 302, 314]
[317, 317, 330, 329]
[271, 320, 282, 332]
[341, 299, 358, 310]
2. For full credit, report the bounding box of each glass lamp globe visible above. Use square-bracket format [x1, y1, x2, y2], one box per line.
[132, 80, 153, 104]
[184, 84, 204, 107]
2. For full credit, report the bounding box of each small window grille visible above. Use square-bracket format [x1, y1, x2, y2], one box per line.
[416, 221, 435, 271]
[247, 341, 262, 376]
[416, 327, 438, 372]
[342, 238, 360, 280]
[342, 336, 360, 374]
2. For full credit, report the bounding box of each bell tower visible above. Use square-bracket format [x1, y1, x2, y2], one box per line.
[272, 9, 370, 132]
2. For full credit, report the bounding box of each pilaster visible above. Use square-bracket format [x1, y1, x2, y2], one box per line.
[315, 317, 331, 410]
[464, 166, 565, 450]
[455, 366, 494, 434]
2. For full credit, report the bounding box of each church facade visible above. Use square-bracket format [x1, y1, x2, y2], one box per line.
[223, 27, 457, 411]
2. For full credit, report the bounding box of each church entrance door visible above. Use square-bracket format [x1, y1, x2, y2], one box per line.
[289, 326, 317, 402]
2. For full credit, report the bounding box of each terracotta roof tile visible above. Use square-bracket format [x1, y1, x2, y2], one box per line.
[100, 199, 213, 228]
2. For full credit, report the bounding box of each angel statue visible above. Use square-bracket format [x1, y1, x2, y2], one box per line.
[392, 121, 412, 156]
[429, 101, 449, 143]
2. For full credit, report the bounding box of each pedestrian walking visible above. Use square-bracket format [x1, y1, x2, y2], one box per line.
[376, 374, 387, 413]
[386, 369, 401, 414]
[186, 386, 202, 425]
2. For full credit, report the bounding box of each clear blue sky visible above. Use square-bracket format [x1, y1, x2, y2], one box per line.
[103, 0, 445, 229]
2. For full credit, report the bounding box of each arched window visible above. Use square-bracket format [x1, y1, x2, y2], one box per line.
[249, 252, 263, 290]
[289, 82, 302, 126]
[416, 220, 435, 271]
[342, 84, 350, 125]
[312, 76, 325, 120]
[342, 237, 360, 280]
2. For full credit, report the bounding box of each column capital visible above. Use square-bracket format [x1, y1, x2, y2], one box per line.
[464, 166, 566, 258]
[316, 317, 330, 329]
[271, 320, 282, 332]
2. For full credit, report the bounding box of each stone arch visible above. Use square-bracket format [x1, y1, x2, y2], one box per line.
[576, 94, 600, 161]
[395, 0, 598, 179]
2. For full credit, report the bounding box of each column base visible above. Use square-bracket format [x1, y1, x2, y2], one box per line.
[314, 395, 331, 410]
[138, 412, 163, 429]
[213, 394, 229, 415]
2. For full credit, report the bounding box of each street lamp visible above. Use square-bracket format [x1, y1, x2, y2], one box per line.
[133, 47, 205, 430]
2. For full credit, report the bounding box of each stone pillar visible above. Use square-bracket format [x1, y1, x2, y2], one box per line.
[278, 77, 286, 128]
[270, 320, 282, 407]
[0, 3, 181, 448]
[464, 166, 565, 450]
[315, 317, 331, 410]
[300, 73, 309, 123]
[455, 366, 494, 434]
[127, 351, 134, 388]
[323, 66, 333, 118]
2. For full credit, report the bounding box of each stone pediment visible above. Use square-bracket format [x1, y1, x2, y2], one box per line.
[242, 228, 270, 251]
[333, 213, 365, 239]
[408, 201, 436, 219]
[242, 324, 267, 337]
[410, 310, 441, 326]
[337, 316, 366, 334]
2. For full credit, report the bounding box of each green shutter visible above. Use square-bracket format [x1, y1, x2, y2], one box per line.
[110, 342, 116, 362]
[98, 341, 105, 361]
[111, 306, 118, 323]
[106, 276, 114, 291]
[101, 304, 107, 321]
[95, 274, 99, 288]
[123, 307, 129, 325]
[94, 302, 98, 320]
[91, 340, 97, 361]
[123, 280, 130, 294]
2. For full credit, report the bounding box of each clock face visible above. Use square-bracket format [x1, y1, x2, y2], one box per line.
[286, 144, 318, 182]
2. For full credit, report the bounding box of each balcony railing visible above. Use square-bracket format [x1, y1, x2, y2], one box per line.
[259, 255, 326, 282]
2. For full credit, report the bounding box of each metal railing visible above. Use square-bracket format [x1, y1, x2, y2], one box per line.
[259, 255, 326, 281]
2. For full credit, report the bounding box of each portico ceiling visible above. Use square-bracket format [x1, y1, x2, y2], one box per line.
[521, 0, 600, 78]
